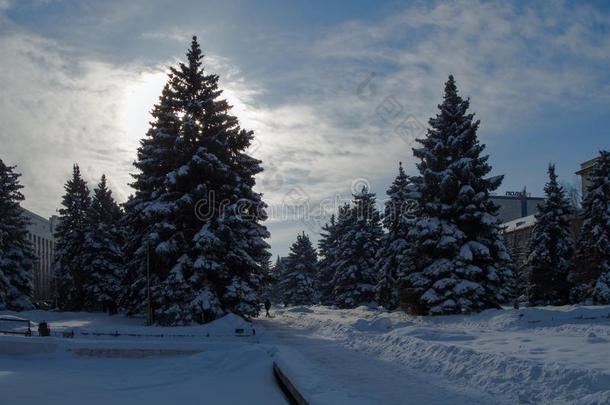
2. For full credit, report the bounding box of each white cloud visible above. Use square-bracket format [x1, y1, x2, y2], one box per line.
[0, 31, 168, 216]
[218, 0, 610, 253]
[311, 0, 610, 133]
[1, 0, 608, 255]
[141, 28, 193, 43]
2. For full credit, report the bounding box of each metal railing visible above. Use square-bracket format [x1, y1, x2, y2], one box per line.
[0, 317, 32, 336]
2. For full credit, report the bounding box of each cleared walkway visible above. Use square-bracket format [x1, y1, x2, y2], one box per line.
[257, 318, 506, 405]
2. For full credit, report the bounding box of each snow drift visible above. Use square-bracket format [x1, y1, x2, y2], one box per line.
[269, 305, 610, 404]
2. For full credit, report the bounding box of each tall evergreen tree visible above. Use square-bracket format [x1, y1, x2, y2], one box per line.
[527, 164, 575, 306]
[171, 36, 270, 322]
[81, 175, 124, 312]
[124, 37, 269, 325]
[332, 187, 383, 308]
[376, 162, 419, 310]
[509, 242, 528, 302]
[403, 75, 513, 315]
[259, 256, 276, 302]
[316, 214, 337, 305]
[571, 150, 610, 303]
[121, 82, 182, 317]
[0, 159, 34, 310]
[53, 164, 91, 310]
[280, 232, 318, 305]
[271, 256, 287, 304]
[318, 204, 353, 305]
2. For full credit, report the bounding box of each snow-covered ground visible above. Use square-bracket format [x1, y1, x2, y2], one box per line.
[0, 311, 285, 405]
[259, 305, 610, 404]
[2, 306, 609, 404]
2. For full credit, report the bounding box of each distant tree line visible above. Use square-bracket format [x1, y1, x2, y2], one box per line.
[527, 151, 610, 306]
[277, 76, 513, 314]
[274, 78, 610, 314]
[53, 167, 123, 313]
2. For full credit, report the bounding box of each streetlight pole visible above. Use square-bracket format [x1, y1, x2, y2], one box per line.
[146, 240, 152, 326]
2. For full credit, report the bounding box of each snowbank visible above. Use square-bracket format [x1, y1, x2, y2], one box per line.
[285, 306, 314, 314]
[271, 345, 368, 404]
[0, 337, 58, 355]
[0, 311, 258, 358]
[0, 310, 255, 340]
[268, 305, 610, 404]
[0, 311, 284, 405]
[0, 344, 284, 405]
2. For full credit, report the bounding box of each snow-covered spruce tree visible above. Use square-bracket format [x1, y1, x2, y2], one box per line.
[169, 36, 270, 323]
[121, 82, 182, 317]
[0, 159, 34, 310]
[124, 37, 270, 325]
[571, 150, 610, 304]
[316, 214, 337, 305]
[280, 232, 318, 305]
[403, 75, 513, 315]
[269, 256, 286, 304]
[332, 187, 384, 308]
[527, 164, 575, 306]
[317, 204, 353, 305]
[375, 162, 419, 310]
[509, 242, 528, 302]
[259, 256, 276, 301]
[53, 164, 91, 310]
[81, 175, 124, 312]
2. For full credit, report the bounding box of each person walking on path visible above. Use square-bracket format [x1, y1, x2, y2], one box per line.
[264, 299, 272, 317]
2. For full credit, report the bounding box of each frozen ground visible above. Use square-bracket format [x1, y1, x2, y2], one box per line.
[258, 305, 610, 404]
[0, 311, 285, 405]
[2, 306, 608, 404]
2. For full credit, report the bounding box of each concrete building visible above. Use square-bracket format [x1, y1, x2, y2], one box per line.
[501, 155, 596, 267]
[575, 157, 599, 198]
[501, 213, 583, 268]
[490, 189, 545, 223]
[501, 214, 537, 266]
[21, 208, 59, 302]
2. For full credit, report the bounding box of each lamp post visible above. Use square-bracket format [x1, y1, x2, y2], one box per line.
[146, 240, 152, 326]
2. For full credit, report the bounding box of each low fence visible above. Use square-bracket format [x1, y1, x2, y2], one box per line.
[522, 313, 610, 324]
[45, 327, 258, 342]
[0, 317, 258, 342]
[0, 317, 32, 336]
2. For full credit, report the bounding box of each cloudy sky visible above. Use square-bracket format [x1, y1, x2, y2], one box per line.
[1, 0, 609, 256]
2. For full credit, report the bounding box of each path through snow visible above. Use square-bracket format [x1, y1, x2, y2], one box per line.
[258, 305, 610, 404]
[258, 317, 507, 404]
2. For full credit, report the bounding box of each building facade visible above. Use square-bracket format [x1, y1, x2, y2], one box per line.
[21, 208, 58, 302]
[501, 213, 583, 268]
[575, 157, 599, 198]
[491, 190, 545, 223]
[501, 155, 597, 267]
[501, 214, 537, 267]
